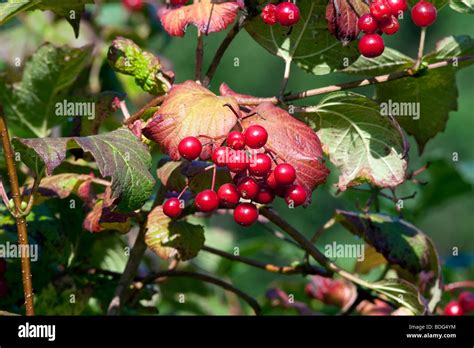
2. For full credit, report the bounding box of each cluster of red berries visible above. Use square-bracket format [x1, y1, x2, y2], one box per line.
[163, 125, 308, 227]
[261, 1, 301, 27]
[0, 258, 8, 298]
[358, 0, 437, 58]
[444, 291, 474, 316]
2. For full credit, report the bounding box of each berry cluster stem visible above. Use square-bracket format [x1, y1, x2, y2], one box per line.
[0, 106, 35, 316]
[413, 27, 427, 71]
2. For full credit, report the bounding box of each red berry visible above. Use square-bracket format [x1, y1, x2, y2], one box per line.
[212, 146, 229, 167]
[237, 177, 259, 200]
[0, 258, 6, 274]
[358, 34, 385, 58]
[284, 185, 307, 207]
[358, 14, 378, 34]
[163, 198, 183, 219]
[227, 150, 249, 173]
[233, 203, 259, 226]
[459, 292, 474, 313]
[261, 3, 277, 25]
[254, 183, 275, 204]
[178, 136, 202, 160]
[387, 0, 407, 15]
[411, 1, 437, 27]
[195, 190, 219, 212]
[249, 153, 272, 177]
[444, 301, 464, 316]
[266, 171, 278, 189]
[170, 0, 189, 5]
[122, 0, 143, 11]
[273, 163, 296, 185]
[217, 183, 240, 207]
[227, 131, 245, 150]
[370, 0, 392, 21]
[244, 125, 268, 149]
[276, 2, 301, 26]
[379, 16, 400, 35]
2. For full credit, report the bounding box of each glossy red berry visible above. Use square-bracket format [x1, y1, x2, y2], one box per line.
[285, 185, 307, 207]
[195, 190, 219, 212]
[237, 177, 259, 200]
[387, 0, 407, 15]
[411, 1, 437, 27]
[170, 0, 189, 5]
[178, 136, 202, 160]
[358, 34, 385, 58]
[254, 183, 275, 204]
[459, 292, 474, 313]
[212, 146, 229, 167]
[0, 258, 6, 274]
[233, 203, 259, 226]
[163, 198, 183, 219]
[261, 3, 277, 25]
[276, 2, 301, 26]
[0, 279, 7, 298]
[244, 125, 268, 149]
[358, 14, 378, 34]
[249, 153, 272, 177]
[379, 16, 400, 35]
[266, 171, 278, 189]
[273, 163, 296, 185]
[227, 150, 249, 173]
[370, 0, 392, 21]
[217, 183, 240, 207]
[123, 0, 143, 11]
[227, 131, 245, 150]
[444, 301, 464, 316]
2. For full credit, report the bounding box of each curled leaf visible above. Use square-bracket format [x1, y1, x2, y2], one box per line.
[326, 0, 369, 43]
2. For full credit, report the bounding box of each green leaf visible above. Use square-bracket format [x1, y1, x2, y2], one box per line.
[107, 37, 174, 95]
[335, 210, 443, 311]
[245, 0, 359, 75]
[305, 92, 407, 191]
[0, 44, 92, 138]
[344, 47, 414, 76]
[408, 0, 449, 9]
[375, 35, 474, 153]
[13, 128, 155, 212]
[145, 205, 205, 261]
[370, 279, 426, 315]
[449, 0, 474, 13]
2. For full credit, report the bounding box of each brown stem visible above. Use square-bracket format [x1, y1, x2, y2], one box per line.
[203, 15, 247, 87]
[139, 270, 261, 315]
[413, 27, 427, 71]
[0, 106, 35, 315]
[202, 245, 329, 276]
[195, 31, 204, 83]
[124, 95, 166, 125]
[444, 281, 474, 291]
[236, 55, 474, 106]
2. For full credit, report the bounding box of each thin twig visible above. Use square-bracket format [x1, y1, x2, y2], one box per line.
[413, 27, 427, 71]
[195, 31, 204, 83]
[0, 105, 35, 315]
[203, 15, 247, 87]
[138, 270, 262, 315]
[202, 245, 329, 276]
[21, 166, 45, 216]
[280, 58, 292, 98]
[124, 95, 166, 125]
[235, 55, 474, 106]
[444, 281, 474, 291]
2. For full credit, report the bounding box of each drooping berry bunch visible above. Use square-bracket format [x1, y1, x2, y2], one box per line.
[357, 0, 437, 58]
[444, 291, 474, 316]
[0, 258, 8, 298]
[163, 124, 308, 227]
[261, 1, 301, 27]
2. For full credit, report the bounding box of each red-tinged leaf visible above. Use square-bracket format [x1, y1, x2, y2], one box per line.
[145, 205, 205, 261]
[326, 0, 369, 43]
[305, 275, 357, 311]
[158, 0, 243, 37]
[83, 201, 133, 234]
[241, 103, 330, 200]
[142, 80, 239, 160]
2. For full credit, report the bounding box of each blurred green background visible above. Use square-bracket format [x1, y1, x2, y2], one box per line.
[0, 1, 472, 315]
